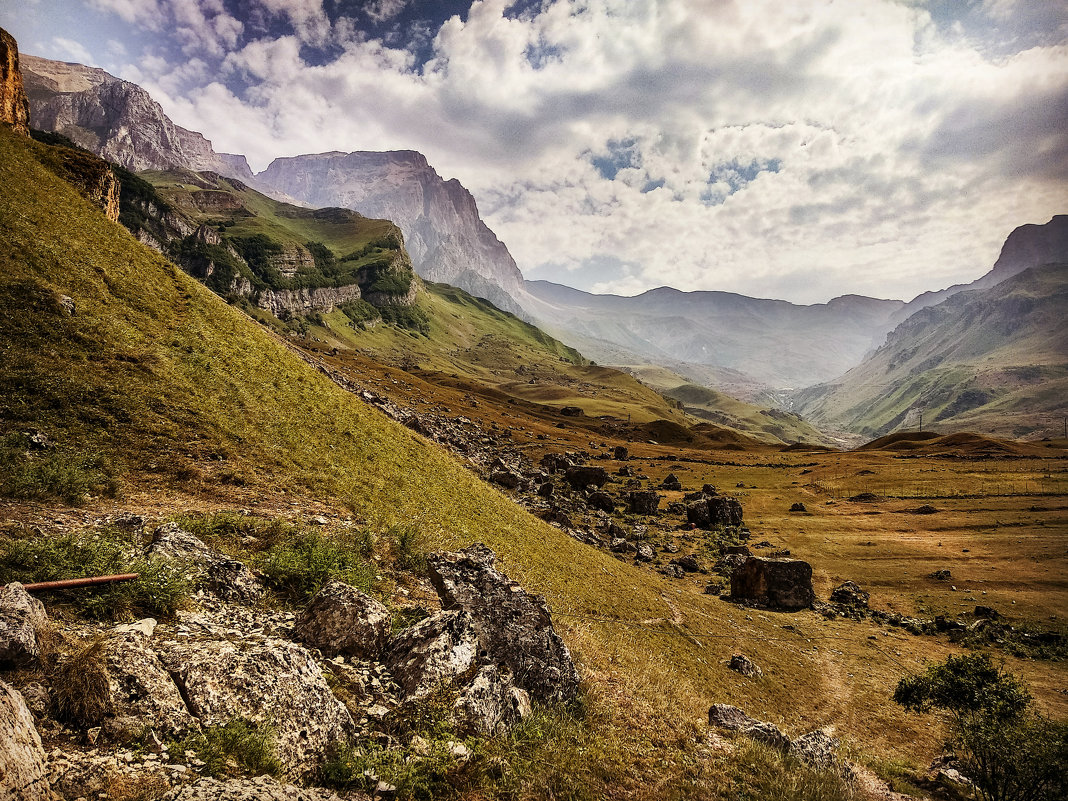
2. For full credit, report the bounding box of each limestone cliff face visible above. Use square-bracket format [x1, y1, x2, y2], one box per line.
[0, 28, 30, 135]
[256, 284, 366, 318]
[256, 151, 527, 315]
[20, 54, 252, 180]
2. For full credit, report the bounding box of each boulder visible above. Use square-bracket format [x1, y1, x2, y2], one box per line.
[829, 580, 869, 609]
[159, 638, 354, 776]
[789, 502, 807, 512]
[790, 729, 839, 770]
[686, 500, 711, 529]
[452, 662, 531, 735]
[101, 631, 196, 738]
[727, 653, 762, 678]
[0, 679, 53, 801]
[536, 482, 554, 498]
[708, 496, 744, 528]
[0, 583, 49, 668]
[427, 545, 579, 705]
[612, 446, 629, 460]
[707, 703, 790, 751]
[147, 523, 262, 603]
[634, 544, 655, 563]
[627, 490, 661, 515]
[161, 776, 345, 801]
[559, 406, 583, 417]
[671, 555, 700, 573]
[564, 466, 609, 490]
[661, 473, 682, 491]
[490, 470, 521, 490]
[295, 581, 391, 659]
[539, 453, 572, 474]
[586, 491, 615, 513]
[729, 557, 814, 611]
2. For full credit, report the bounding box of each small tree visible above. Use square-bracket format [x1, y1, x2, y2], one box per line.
[893, 654, 1068, 801]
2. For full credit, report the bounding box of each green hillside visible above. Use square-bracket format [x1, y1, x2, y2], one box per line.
[793, 264, 1068, 439]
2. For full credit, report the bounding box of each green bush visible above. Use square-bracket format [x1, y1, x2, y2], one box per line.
[178, 718, 282, 778]
[0, 528, 190, 620]
[0, 441, 117, 504]
[894, 654, 1068, 801]
[255, 530, 375, 601]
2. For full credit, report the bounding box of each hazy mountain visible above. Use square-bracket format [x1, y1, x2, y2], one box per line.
[792, 261, 1068, 439]
[522, 280, 906, 390]
[20, 54, 252, 178]
[256, 151, 527, 316]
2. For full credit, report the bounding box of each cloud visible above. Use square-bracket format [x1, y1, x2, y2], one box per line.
[74, 0, 1068, 303]
[51, 36, 93, 63]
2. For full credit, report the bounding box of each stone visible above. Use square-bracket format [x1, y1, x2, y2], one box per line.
[686, 500, 711, 529]
[586, 491, 615, 513]
[789, 502, 807, 512]
[671, 555, 700, 573]
[727, 653, 762, 677]
[559, 406, 583, 417]
[0, 679, 53, 800]
[536, 482, 554, 498]
[0, 583, 50, 668]
[147, 523, 263, 603]
[161, 776, 345, 801]
[158, 638, 354, 776]
[974, 605, 998, 619]
[928, 569, 952, 581]
[661, 473, 682, 491]
[564, 466, 609, 490]
[385, 610, 480, 700]
[707, 703, 790, 751]
[102, 631, 196, 738]
[0, 28, 30, 136]
[452, 662, 531, 735]
[729, 557, 814, 611]
[635, 544, 655, 563]
[829, 580, 869, 609]
[295, 580, 391, 659]
[790, 730, 839, 770]
[490, 470, 521, 490]
[627, 490, 661, 515]
[609, 538, 634, 553]
[708, 496, 744, 528]
[704, 581, 723, 595]
[612, 446, 629, 460]
[427, 544, 579, 705]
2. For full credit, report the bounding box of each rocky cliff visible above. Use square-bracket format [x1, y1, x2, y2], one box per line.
[21, 55, 252, 180]
[256, 151, 527, 315]
[0, 28, 30, 135]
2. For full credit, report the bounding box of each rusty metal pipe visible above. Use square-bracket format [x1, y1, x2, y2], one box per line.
[20, 573, 140, 591]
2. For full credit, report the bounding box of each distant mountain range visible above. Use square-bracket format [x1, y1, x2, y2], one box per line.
[18, 53, 1067, 436]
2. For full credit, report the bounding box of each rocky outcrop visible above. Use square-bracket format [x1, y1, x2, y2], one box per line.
[0, 28, 30, 135]
[21, 55, 253, 180]
[708, 704, 841, 770]
[295, 580, 391, 658]
[255, 284, 365, 318]
[627, 490, 660, 515]
[427, 544, 580, 705]
[257, 151, 527, 314]
[159, 638, 355, 776]
[0, 679, 53, 801]
[564, 466, 609, 490]
[687, 494, 744, 530]
[729, 557, 814, 611]
[0, 584, 49, 668]
[100, 630, 196, 739]
[147, 523, 263, 604]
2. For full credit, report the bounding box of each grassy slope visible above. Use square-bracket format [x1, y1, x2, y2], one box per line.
[794, 265, 1068, 439]
[7, 127, 1066, 797]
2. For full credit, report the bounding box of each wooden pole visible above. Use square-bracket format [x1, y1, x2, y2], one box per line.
[20, 573, 139, 592]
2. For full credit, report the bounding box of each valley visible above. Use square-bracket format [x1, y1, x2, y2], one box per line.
[1, 25, 1066, 801]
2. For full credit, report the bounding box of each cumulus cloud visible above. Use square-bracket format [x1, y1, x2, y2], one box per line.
[67, 0, 1068, 302]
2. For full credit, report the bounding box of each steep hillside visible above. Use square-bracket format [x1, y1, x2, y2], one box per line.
[257, 151, 527, 316]
[20, 54, 252, 178]
[524, 280, 905, 389]
[793, 262, 1068, 439]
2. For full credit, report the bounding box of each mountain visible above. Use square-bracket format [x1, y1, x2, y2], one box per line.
[792, 261, 1068, 438]
[20, 54, 253, 178]
[256, 151, 527, 316]
[888, 215, 1068, 326]
[523, 280, 906, 390]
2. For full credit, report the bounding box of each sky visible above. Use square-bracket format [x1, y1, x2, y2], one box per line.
[5, 0, 1067, 304]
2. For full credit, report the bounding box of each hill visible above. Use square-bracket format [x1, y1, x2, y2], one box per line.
[793, 262, 1068, 439]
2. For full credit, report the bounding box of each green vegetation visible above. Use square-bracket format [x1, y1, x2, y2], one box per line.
[177, 718, 283, 778]
[0, 432, 117, 504]
[895, 654, 1068, 801]
[0, 528, 190, 620]
[255, 529, 376, 602]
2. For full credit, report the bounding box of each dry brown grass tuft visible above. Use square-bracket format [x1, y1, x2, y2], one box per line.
[51, 636, 112, 726]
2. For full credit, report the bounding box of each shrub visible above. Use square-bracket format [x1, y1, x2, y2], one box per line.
[894, 654, 1068, 801]
[178, 718, 282, 778]
[255, 530, 375, 601]
[388, 524, 428, 573]
[51, 637, 112, 725]
[0, 528, 191, 620]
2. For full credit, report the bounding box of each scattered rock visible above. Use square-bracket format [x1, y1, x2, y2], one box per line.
[707, 704, 790, 750]
[159, 638, 354, 776]
[789, 502, 807, 512]
[427, 544, 579, 705]
[147, 524, 263, 603]
[634, 544, 655, 563]
[490, 470, 522, 490]
[613, 446, 629, 460]
[670, 555, 700, 573]
[829, 580, 869, 609]
[0, 583, 50, 668]
[564, 466, 609, 490]
[536, 482, 554, 498]
[627, 490, 661, 515]
[727, 653, 762, 677]
[703, 581, 723, 595]
[295, 580, 391, 659]
[791, 729, 839, 770]
[0, 678, 53, 801]
[161, 776, 345, 801]
[586, 491, 615, 513]
[973, 605, 999, 619]
[661, 473, 682, 491]
[729, 557, 814, 611]
[559, 406, 583, 417]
